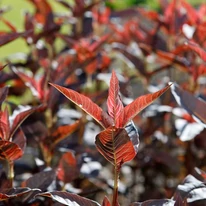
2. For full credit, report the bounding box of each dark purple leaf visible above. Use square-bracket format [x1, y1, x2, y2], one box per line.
[130, 199, 175, 206]
[0, 86, 8, 106]
[12, 128, 26, 152]
[36, 191, 100, 206]
[0, 187, 40, 201]
[171, 83, 206, 127]
[174, 174, 206, 204]
[22, 169, 56, 191]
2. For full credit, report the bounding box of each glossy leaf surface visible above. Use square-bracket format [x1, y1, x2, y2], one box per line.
[171, 83, 206, 127]
[107, 71, 124, 127]
[0, 141, 23, 161]
[123, 84, 171, 126]
[49, 83, 111, 128]
[37, 191, 100, 206]
[95, 126, 136, 167]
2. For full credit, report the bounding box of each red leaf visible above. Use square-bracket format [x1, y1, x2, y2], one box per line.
[123, 84, 171, 127]
[102, 196, 111, 206]
[10, 105, 38, 139]
[49, 83, 112, 128]
[0, 141, 23, 161]
[0, 107, 10, 140]
[173, 41, 206, 62]
[51, 121, 79, 148]
[36, 191, 100, 206]
[171, 83, 206, 127]
[57, 151, 79, 183]
[107, 71, 124, 127]
[95, 126, 136, 167]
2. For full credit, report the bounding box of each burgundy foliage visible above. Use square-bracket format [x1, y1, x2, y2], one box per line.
[0, 0, 206, 205]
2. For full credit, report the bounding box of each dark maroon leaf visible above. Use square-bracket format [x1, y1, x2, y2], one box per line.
[57, 151, 79, 183]
[171, 83, 206, 127]
[36, 191, 100, 206]
[0, 187, 40, 201]
[0, 86, 8, 106]
[49, 83, 112, 128]
[0, 31, 29, 46]
[174, 174, 206, 204]
[130, 199, 175, 206]
[22, 169, 56, 191]
[0, 64, 7, 72]
[12, 128, 26, 152]
[0, 141, 23, 161]
[10, 105, 39, 139]
[95, 126, 136, 167]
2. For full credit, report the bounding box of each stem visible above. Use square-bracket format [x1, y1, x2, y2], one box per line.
[8, 161, 14, 187]
[112, 165, 120, 206]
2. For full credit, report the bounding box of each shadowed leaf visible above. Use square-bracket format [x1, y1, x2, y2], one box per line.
[10, 105, 39, 139]
[171, 83, 206, 127]
[51, 121, 79, 148]
[0, 86, 8, 106]
[36, 191, 100, 206]
[130, 199, 175, 206]
[57, 151, 79, 183]
[0, 141, 23, 161]
[123, 84, 171, 127]
[13, 128, 26, 152]
[49, 83, 112, 128]
[0, 187, 40, 201]
[95, 126, 136, 167]
[0, 31, 30, 46]
[22, 169, 56, 191]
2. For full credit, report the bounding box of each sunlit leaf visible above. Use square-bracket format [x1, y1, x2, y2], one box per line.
[49, 83, 112, 128]
[36, 191, 100, 206]
[95, 126, 136, 167]
[9, 105, 38, 139]
[0, 141, 23, 161]
[107, 71, 124, 127]
[123, 84, 171, 127]
[171, 83, 206, 127]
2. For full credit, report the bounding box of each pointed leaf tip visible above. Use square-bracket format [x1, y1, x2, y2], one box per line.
[49, 83, 112, 128]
